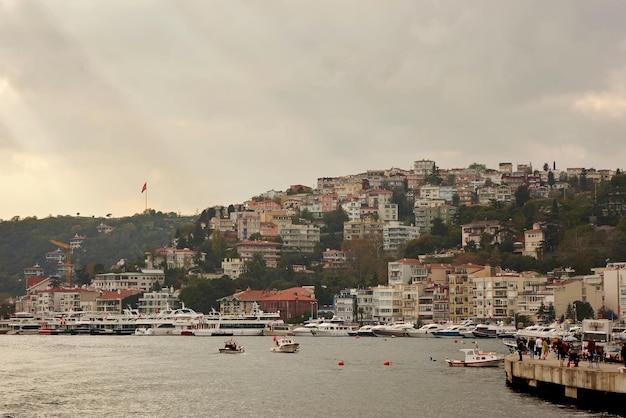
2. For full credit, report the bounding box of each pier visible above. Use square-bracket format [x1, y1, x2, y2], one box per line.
[505, 354, 626, 413]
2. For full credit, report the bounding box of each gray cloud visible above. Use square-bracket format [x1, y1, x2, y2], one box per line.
[1, 1, 625, 219]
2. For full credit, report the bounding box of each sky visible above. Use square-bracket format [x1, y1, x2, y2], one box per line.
[1, 1, 626, 220]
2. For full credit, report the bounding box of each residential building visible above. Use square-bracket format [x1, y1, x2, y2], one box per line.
[69, 234, 86, 249]
[372, 285, 404, 323]
[145, 247, 206, 270]
[235, 240, 282, 268]
[92, 269, 165, 292]
[378, 203, 398, 222]
[137, 288, 181, 314]
[235, 211, 261, 241]
[222, 258, 245, 279]
[523, 223, 545, 259]
[387, 258, 428, 286]
[448, 264, 486, 324]
[595, 262, 626, 322]
[96, 222, 114, 233]
[23, 263, 44, 278]
[382, 222, 420, 251]
[96, 289, 142, 313]
[461, 220, 501, 249]
[322, 249, 348, 269]
[278, 223, 320, 253]
[413, 159, 436, 177]
[343, 218, 383, 241]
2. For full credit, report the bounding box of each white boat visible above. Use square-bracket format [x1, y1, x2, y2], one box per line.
[311, 322, 357, 337]
[270, 336, 300, 353]
[472, 324, 517, 338]
[371, 323, 414, 337]
[406, 323, 445, 338]
[515, 324, 558, 340]
[219, 339, 244, 354]
[446, 344, 504, 367]
[4, 312, 45, 335]
[134, 302, 282, 337]
[432, 324, 474, 338]
[356, 325, 377, 337]
[292, 317, 346, 336]
[292, 323, 317, 336]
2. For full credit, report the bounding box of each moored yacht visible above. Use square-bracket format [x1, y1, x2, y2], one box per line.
[311, 322, 357, 337]
[371, 323, 414, 337]
[406, 323, 445, 338]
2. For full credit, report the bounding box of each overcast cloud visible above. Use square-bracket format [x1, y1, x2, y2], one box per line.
[1, 1, 626, 219]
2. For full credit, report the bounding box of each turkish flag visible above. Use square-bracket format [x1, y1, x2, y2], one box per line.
[141, 182, 147, 193]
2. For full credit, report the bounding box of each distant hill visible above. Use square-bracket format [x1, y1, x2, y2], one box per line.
[0, 211, 197, 295]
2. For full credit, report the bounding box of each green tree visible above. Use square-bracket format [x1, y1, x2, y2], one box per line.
[515, 185, 531, 207]
[322, 207, 349, 234]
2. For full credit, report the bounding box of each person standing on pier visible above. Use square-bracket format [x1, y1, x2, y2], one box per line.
[621, 343, 626, 367]
[516, 337, 525, 361]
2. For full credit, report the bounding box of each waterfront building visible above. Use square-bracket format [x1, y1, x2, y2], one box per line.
[448, 264, 487, 324]
[372, 285, 404, 323]
[593, 262, 626, 322]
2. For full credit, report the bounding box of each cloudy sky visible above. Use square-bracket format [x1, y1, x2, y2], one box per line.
[2, 1, 626, 220]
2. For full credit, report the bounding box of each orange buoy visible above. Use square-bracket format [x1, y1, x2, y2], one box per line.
[454, 339, 458, 343]
[338, 360, 344, 366]
[355, 335, 360, 339]
[384, 361, 390, 366]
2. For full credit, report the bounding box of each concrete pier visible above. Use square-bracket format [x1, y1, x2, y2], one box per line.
[505, 354, 626, 413]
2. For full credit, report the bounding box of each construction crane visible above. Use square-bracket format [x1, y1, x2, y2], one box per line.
[49, 239, 72, 286]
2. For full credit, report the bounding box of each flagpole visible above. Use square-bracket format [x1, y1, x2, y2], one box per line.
[145, 187, 147, 212]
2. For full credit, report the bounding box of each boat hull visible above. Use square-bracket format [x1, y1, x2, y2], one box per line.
[446, 359, 502, 367]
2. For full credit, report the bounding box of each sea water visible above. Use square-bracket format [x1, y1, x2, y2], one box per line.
[0, 335, 618, 418]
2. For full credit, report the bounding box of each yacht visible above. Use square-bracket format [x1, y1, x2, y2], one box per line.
[406, 323, 445, 338]
[356, 325, 377, 337]
[311, 322, 357, 337]
[432, 324, 474, 338]
[371, 323, 414, 337]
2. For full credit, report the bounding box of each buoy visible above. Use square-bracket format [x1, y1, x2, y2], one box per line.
[355, 335, 360, 339]
[384, 361, 390, 366]
[338, 360, 344, 366]
[454, 339, 458, 343]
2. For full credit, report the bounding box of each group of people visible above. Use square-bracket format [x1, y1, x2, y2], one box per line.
[516, 335, 626, 368]
[516, 336, 552, 361]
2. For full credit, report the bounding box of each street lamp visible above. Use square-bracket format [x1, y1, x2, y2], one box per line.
[573, 303, 577, 324]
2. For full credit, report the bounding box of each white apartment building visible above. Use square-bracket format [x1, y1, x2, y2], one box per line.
[222, 258, 245, 279]
[137, 288, 181, 314]
[382, 222, 420, 252]
[278, 224, 320, 253]
[372, 285, 404, 323]
[93, 269, 165, 292]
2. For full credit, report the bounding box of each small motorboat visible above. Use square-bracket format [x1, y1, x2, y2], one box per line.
[270, 336, 300, 353]
[219, 339, 244, 354]
[446, 344, 503, 367]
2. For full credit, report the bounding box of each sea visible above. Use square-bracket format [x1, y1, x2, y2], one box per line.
[0, 335, 621, 418]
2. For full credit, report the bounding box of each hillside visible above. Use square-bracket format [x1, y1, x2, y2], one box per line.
[0, 211, 196, 295]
